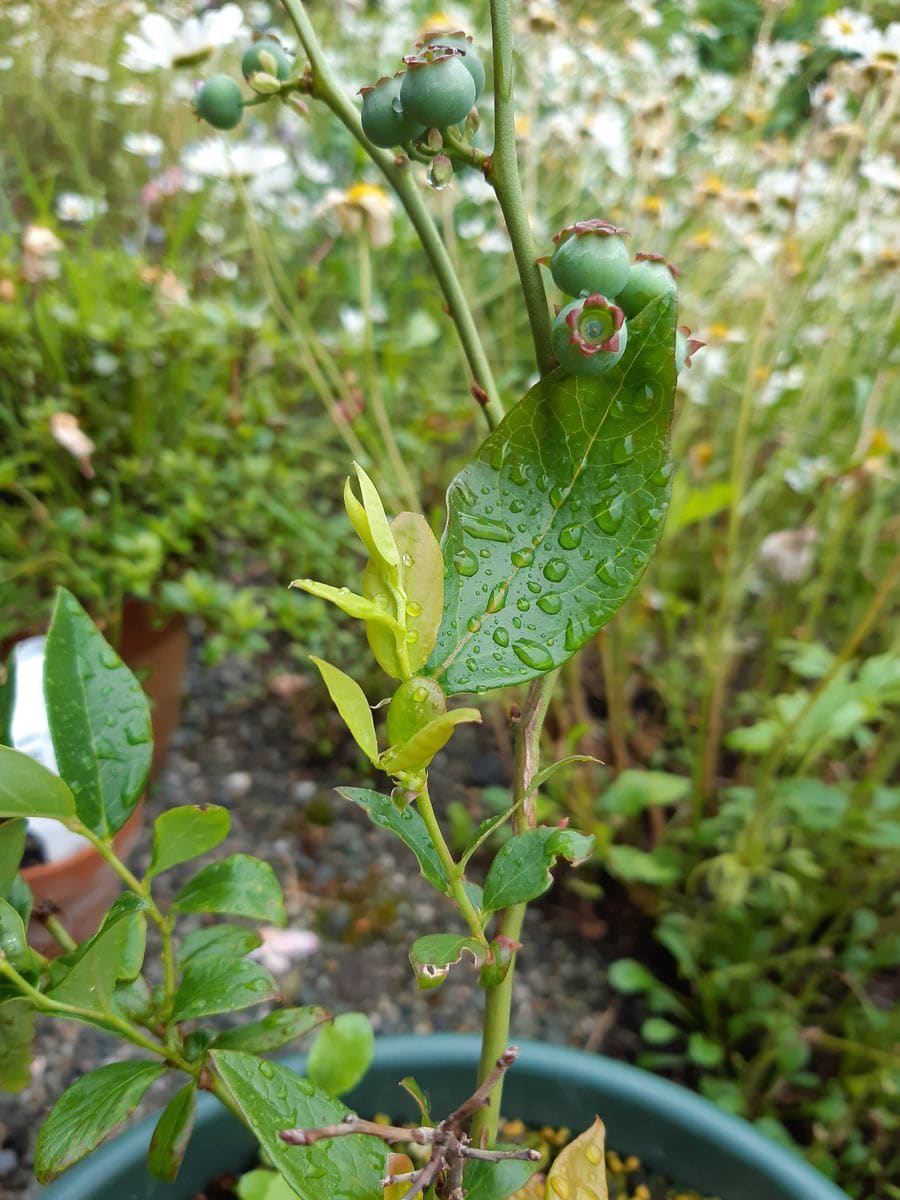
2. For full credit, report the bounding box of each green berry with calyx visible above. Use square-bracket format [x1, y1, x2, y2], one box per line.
[549, 219, 631, 300]
[616, 252, 679, 317]
[417, 29, 485, 99]
[675, 326, 704, 374]
[400, 47, 476, 130]
[386, 676, 447, 747]
[194, 74, 244, 130]
[360, 74, 424, 149]
[552, 293, 628, 378]
[241, 38, 292, 82]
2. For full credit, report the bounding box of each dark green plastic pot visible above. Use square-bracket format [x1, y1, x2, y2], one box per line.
[42, 1034, 848, 1199]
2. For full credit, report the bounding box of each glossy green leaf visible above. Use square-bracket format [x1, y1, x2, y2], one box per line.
[211, 1050, 385, 1200]
[308, 657, 378, 765]
[212, 1005, 331, 1052]
[482, 827, 594, 914]
[598, 769, 690, 818]
[171, 854, 286, 925]
[147, 1081, 196, 1183]
[112, 975, 155, 1024]
[464, 1146, 542, 1199]
[0, 818, 27, 896]
[43, 589, 152, 836]
[0, 997, 36, 1092]
[363, 512, 444, 678]
[354, 462, 401, 569]
[34, 1060, 166, 1182]
[291, 580, 403, 633]
[48, 916, 130, 1015]
[338, 787, 450, 895]
[237, 1167, 299, 1200]
[307, 1011, 375, 1096]
[544, 1116, 608, 1200]
[96, 893, 148, 982]
[0, 746, 76, 821]
[172, 956, 278, 1022]
[0, 897, 34, 972]
[381, 707, 481, 773]
[147, 804, 231, 880]
[7, 873, 32, 928]
[409, 933, 485, 990]
[428, 297, 677, 694]
[177, 923, 263, 966]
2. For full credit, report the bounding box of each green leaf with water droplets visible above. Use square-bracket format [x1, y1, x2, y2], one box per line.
[338, 787, 451, 896]
[0, 746, 76, 822]
[380, 707, 481, 774]
[211, 1049, 386, 1200]
[171, 956, 279, 1022]
[308, 657, 379, 765]
[363, 512, 444, 679]
[171, 854, 286, 925]
[428, 296, 677, 694]
[482, 827, 594, 915]
[0, 898, 34, 972]
[212, 1005, 331, 1052]
[34, 1060, 166, 1182]
[147, 804, 231, 880]
[544, 1117, 608, 1199]
[43, 589, 152, 836]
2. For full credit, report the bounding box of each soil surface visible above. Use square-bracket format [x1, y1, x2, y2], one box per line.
[0, 635, 637, 1197]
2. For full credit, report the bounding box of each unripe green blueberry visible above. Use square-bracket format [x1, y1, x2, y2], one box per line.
[360, 74, 424, 149]
[418, 29, 485, 99]
[552, 293, 628, 378]
[400, 47, 476, 130]
[549, 219, 631, 300]
[386, 676, 447, 747]
[616, 252, 679, 317]
[194, 74, 243, 131]
[241, 38, 292, 82]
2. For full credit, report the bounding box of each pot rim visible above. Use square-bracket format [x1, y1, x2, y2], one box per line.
[41, 1033, 850, 1200]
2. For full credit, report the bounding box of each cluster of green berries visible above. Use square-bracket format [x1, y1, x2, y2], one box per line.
[545, 221, 700, 379]
[360, 29, 485, 150]
[194, 35, 294, 131]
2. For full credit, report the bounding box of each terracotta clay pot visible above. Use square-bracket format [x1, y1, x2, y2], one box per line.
[15, 601, 189, 952]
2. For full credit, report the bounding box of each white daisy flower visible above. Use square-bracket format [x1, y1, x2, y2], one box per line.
[54, 192, 105, 223]
[123, 131, 164, 158]
[819, 8, 878, 57]
[121, 3, 245, 73]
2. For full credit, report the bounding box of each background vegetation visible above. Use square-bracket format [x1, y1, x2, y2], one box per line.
[0, 0, 897, 1195]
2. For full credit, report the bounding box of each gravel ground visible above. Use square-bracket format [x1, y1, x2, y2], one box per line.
[0, 640, 621, 1197]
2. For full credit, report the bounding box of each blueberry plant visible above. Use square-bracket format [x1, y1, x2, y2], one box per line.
[0, 2, 703, 1198]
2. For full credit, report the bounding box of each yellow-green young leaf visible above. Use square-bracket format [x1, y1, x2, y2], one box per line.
[309, 657, 379, 764]
[381, 708, 481, 774]
[364, 512, 444, 677]
[384, 1154, 416, 1200]
[343, 476, 379, 561]
[544, 1117, 608, 1200]
[354, 462, 401, 568]
[290, 579, 403, 633]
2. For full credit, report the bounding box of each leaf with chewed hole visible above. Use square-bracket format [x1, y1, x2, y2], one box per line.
[409, 933, 485, 990]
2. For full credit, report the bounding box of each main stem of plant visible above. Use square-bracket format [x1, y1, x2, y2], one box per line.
[471, 669, 559, 1148]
